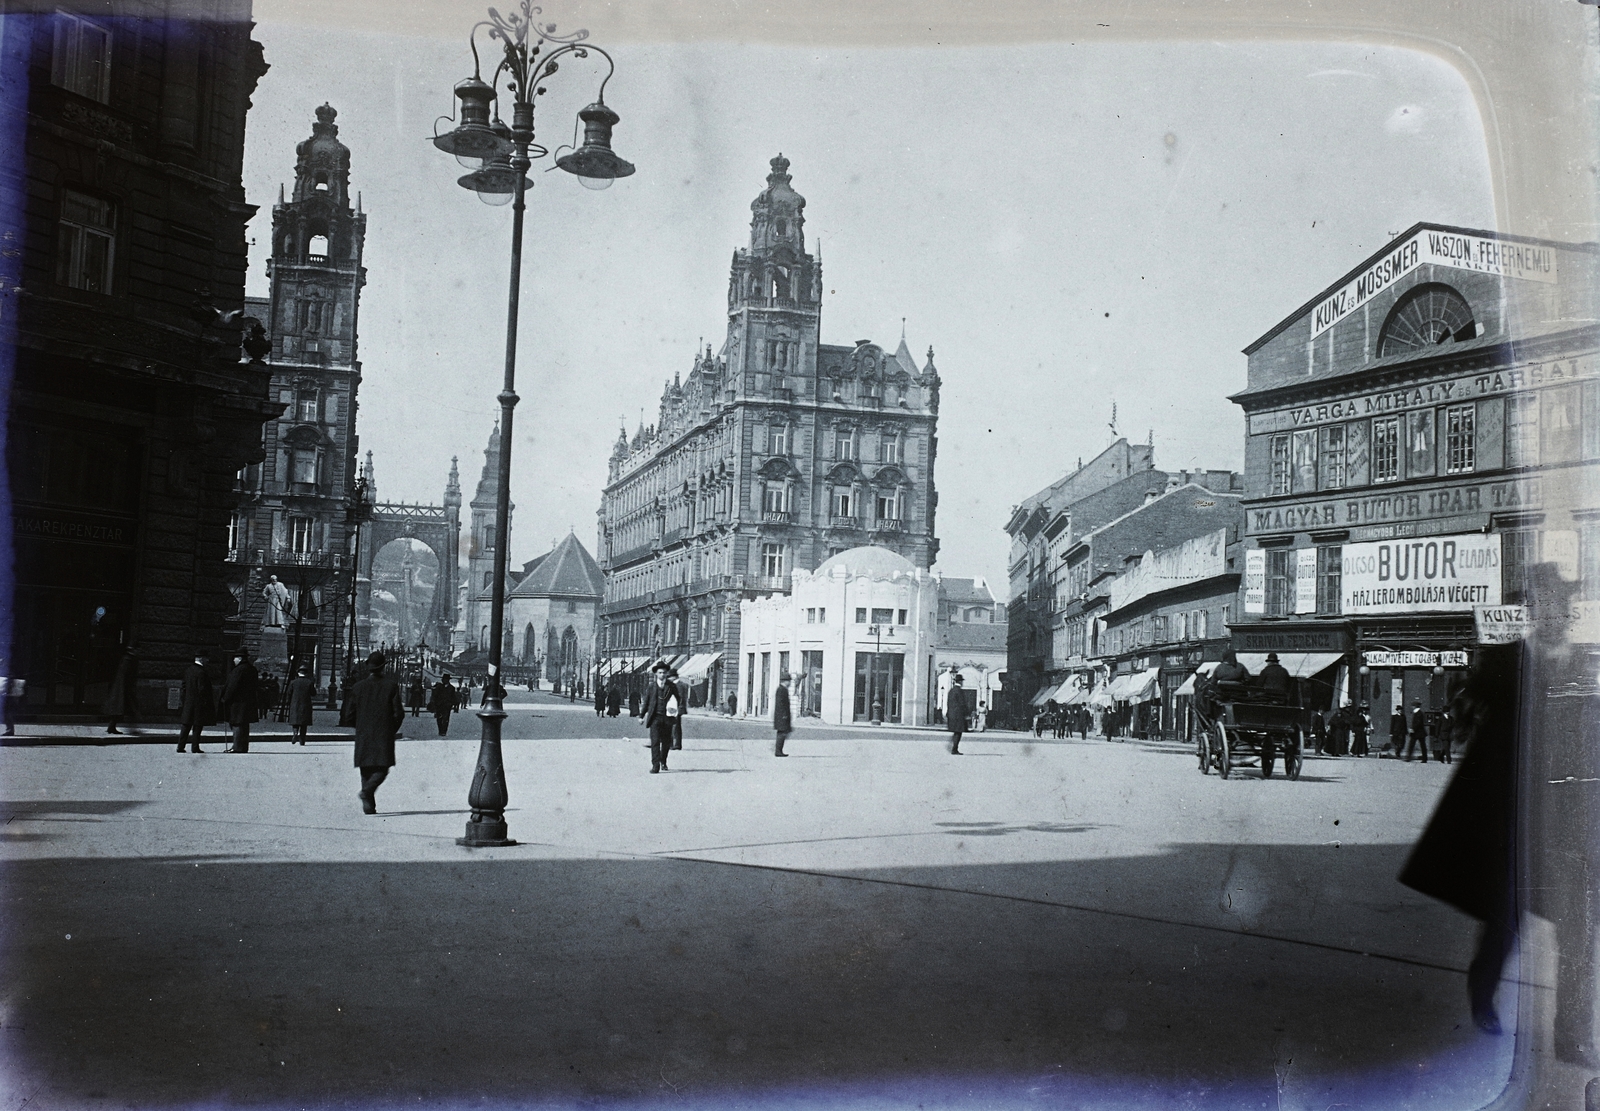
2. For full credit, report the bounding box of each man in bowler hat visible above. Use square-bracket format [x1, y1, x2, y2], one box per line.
[341, 651, 405, 813]
[639, 661, 679, 773]
[947, 672, 971, 755]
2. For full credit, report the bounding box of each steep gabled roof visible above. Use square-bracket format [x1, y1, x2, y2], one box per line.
[508, 532, 604, 599]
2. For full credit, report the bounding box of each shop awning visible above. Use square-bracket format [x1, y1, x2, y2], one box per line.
[676, 652, 722, 682]
[1030, 681, 1065, 706]
[1237, 652, 1345, 679]
[1174, 661, 1221, 698]
[1088, 685, 1116, 708]
[1123, 667, 1162, 703]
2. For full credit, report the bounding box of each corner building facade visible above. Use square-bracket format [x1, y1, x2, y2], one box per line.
[1229, 223, 1598, 746]
[597, 157, 940, 707]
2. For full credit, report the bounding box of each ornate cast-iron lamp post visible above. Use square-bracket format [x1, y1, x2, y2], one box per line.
[432, 1, 633, 848]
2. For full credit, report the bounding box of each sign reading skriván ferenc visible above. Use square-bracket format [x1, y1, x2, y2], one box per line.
[1247, 354, 1593, 436]
[1310, 228, 1559, 338]
[1340, 533, 1501, 615]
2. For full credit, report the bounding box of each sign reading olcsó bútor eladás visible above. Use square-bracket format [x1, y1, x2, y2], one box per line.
[1341, 533, 1501, 614]
[1310, 228, 1558, 338]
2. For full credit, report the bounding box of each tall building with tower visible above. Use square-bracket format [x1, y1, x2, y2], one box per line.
[458, 423, 515, 658]
[596, 156, 941, 707]
[227, 103, 366, 684]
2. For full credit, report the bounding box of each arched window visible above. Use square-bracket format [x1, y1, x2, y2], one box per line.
[523, 623, 536, 661]
[1377, 283, 1476, 357]
[308, 234, 329, 258]
[314, 171, 329, 193]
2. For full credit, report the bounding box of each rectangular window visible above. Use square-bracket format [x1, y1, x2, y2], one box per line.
[227, 512, 244, 550]
[871, 607, 894, 626]
[880, 432, 900, 464]
[52, 12, 112, 103]
[1152, 614, 1169, 644]
[1584, 382, 1600, 461]
[831, 488, 852, 517]
[1318, 424, 1346, 490]
[854, 607, 867, 624]
[897, 609, 907, 625]
[290, 515, 314, 554]
[296, 390, 319, 423]
[1502, 528, 1539, 603]
[762, 482, 786, 513]
[1292, 429, 1317, 492]
[1445, 404, 1476, 474]
[817, 607, 826, 624]
[1372, 417, 1400, 482]
[761, 542, 784, 578]
[1265, 549, 1293, 617]
[1406, 408, 1436, 478]
[56, 190, 114, 293]
[769, 424, 788, 455]
[1507, 393, 1540, 467]
[1195, 610, 1208, 640]
[1316, 545, 1342, 615]
[759, 653, 771, 716]
[835, 428, 855, 460]
[875, 490, 899, 520]
[806, 607, 816, 624]
[1542, 384, 1581, 463]
[291, 451, 317, 485]
[1269, 434, 1291, 495]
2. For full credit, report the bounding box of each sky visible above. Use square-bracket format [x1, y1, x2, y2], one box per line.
[240, 17, 1497, 590]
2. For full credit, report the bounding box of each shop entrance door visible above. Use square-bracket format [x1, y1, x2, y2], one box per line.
[800, 651, 823, 716]
[853, 652, 904, 723]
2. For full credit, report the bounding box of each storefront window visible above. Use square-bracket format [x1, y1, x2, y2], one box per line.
[1372, 417, 1400, 482]
[1445, 404, 1476, 474]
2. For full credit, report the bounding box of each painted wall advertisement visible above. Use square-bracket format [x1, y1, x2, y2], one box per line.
[1340, 533, 1501, 615]
[1243, 548, 1266, 615]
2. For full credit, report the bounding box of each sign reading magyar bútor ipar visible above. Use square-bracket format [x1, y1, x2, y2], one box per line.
[1310, 228, 1558, 338]
[1341, 533, 1501, 615]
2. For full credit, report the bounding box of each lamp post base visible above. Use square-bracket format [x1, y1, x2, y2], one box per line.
[457, 822, 516, 848]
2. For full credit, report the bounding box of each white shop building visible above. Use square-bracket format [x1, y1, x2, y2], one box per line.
[738, 546, 942, 726]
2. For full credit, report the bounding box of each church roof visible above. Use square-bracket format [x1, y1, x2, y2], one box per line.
[509, 532, 604, 599]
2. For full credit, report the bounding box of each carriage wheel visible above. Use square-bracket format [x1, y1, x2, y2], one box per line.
[1215, 722, 1231, 779]
[1261, 736, 1276, 779]
[1287, 727, 1304, 781]
[1199, 725, 1212, 774]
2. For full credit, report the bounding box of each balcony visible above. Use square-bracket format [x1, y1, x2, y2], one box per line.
[228, 548, 344, 569]
[872, 518, 905, 533]
[751, 575, 790, 593]
[763, 510, 791, 525]
[829, 515, 861, 530]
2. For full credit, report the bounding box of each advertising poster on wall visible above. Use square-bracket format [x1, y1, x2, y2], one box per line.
[1341, 533, 1501, 615]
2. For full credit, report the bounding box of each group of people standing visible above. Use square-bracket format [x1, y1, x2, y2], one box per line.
[173, 650, 317, 753]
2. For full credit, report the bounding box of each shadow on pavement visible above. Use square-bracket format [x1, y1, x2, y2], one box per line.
[0, 842, 1506, 1109]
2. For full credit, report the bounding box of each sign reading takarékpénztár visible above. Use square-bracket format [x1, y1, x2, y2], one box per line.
[1341, 533, 1501, 615]
[1311, 229, 1558, 338]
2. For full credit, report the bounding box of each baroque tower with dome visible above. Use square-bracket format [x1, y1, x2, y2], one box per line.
[595, 156, 941, 709]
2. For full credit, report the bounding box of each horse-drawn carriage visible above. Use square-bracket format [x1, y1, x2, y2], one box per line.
[1193, 680, 1305, 780]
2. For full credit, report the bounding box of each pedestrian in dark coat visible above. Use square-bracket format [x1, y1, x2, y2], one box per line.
[608, 685, 622, 717]
[772, 671, 792, 757]
[341, 652, 405, 813]
[595, 681, 606, 717]
[286, 667, 316, 744]
[1400, 564, 1599, 1060]
[176, 653, 214, 753]
[639, 663, 679, 773]
[628, 686, 641, 718]
[103, 646, 139, 735]
[946, 673, 971, 755]
[221, 652, 258, 753]
[1403, 699, 1430, 763]
[1351, 703, 1371, 756]
[427, 675, 456, 737]
[407, 675, 425, 718]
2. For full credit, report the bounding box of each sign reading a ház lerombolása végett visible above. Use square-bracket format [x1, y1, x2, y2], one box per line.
[1341, 533, 1501, 615]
